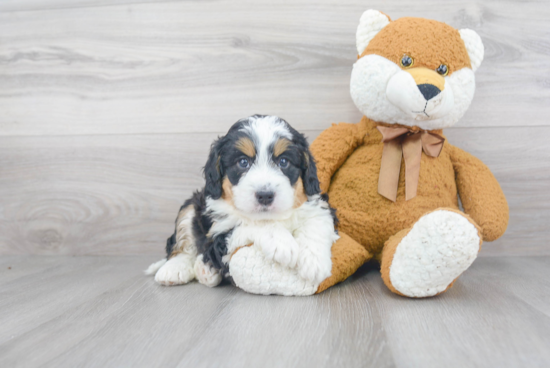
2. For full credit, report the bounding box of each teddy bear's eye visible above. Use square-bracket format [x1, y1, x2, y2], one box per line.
[436, 64, 449, 76]
[400, 55, 414, 68]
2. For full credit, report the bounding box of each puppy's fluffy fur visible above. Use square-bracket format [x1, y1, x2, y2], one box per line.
[145, 115, 338, 288]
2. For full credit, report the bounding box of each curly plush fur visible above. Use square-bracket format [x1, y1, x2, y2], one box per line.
[310, 10, 509, 297]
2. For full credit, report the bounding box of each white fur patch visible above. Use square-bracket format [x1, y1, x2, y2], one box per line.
[356, 9, 390, 55]
[256, 223, 300, 268]
[194, 254, 222, 288]
[459, 29, 484, 72]
[389, 210, 480, 297]
[154, 252, 196, 286]
[232, 166, 295, 220]
[350, 54, 476, 130]
[386, 70, 455, 122]
[240, 115, 293, 145]
[143, 258, 167, 275]
[293, 199, 335, 284]
[230, 245, 319, 296]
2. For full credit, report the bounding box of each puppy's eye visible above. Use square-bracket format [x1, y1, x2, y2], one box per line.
[278, 157, 289, 169]
[436, 64, 449, 76]
[400, 55, 414, 68]
[237, 158, 250, 169]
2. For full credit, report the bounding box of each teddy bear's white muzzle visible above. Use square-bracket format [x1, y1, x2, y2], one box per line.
[386, 70, 455, 121]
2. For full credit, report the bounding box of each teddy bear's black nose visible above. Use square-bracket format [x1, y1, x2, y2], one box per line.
[417, 84, 441, 101]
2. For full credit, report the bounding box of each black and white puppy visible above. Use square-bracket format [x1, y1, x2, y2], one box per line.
[145, 115, 338, 289]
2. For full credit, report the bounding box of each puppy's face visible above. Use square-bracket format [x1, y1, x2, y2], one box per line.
[204, 115, 319, 220]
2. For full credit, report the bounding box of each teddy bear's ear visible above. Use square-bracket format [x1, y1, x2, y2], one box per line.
[356, 10, 391, 56]
[459, 29, 484, 72]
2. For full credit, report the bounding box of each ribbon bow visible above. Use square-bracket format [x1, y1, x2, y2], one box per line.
[376, 126, 445, 202]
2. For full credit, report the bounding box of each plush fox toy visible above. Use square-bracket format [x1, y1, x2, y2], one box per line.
[229, 10, 508, 297]
[308, 10, 509, 297]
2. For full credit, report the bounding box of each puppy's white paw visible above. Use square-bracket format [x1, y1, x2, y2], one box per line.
[154, 254, 195, 286]
[258, 228, 299, 268]
[194, 254, 222, 288]
[297, 247, 332, 285]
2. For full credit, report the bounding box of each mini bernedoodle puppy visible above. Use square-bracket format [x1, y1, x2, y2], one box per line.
[145, 115, 338, 293]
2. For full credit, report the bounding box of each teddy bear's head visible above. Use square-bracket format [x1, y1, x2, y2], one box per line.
[350, 10, 484, 130]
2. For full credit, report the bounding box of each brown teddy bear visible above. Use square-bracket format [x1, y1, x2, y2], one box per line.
[310, 10, 509, 297]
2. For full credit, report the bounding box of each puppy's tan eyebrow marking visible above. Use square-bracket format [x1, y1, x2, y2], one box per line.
[235, 137, 256, 157]
[293, 177, 308, 208]
[273, 138, 291, 157]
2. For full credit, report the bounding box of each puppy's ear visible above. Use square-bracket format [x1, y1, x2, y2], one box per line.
[302, 150, 321, 196]
[204, 138, 225, 200]
[289, 130, 321, 197]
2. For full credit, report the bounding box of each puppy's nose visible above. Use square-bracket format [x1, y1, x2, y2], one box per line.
[255, 191, 275, 206]
[417, 84, 441, 101]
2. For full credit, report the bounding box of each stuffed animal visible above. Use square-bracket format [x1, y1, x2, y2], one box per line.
[306, 10, 509, 297]
[224, 10, 509, 297]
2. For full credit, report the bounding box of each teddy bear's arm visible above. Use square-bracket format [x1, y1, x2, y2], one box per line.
[449, 145, 509, 241]
[310, 123, 366, 193]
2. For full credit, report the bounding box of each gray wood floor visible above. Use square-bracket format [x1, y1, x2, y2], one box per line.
[1, 255, 549, 368]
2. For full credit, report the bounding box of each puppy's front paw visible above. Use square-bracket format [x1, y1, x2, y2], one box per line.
[154, 254, 195, 286]
[194, 255, 222, 288]
[259, 229, 299, 268]
[297, 248, 332, 285]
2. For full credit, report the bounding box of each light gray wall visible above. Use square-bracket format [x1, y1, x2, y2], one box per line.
[1, 0, 548, 256]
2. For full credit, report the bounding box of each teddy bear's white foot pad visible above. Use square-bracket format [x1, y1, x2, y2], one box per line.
[229, 246, 319, 296]
[154, 253, 196, 286]
[389, 210, 480, 298]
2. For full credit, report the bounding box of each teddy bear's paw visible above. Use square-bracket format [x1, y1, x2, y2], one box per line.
[388, 210, 481, 297]
[194, 254, 222, 288]
[297, 247, 332, 285]
[258, 228, 299, 269]
[229, 245, 318, 296]
[154, 253, 196, 286]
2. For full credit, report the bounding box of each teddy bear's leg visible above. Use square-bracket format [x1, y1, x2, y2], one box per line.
[229, 245, 320, 296]
[380, 208, 482, 298]
[228, 232, 371, 296]
[315, 232, 373, 293]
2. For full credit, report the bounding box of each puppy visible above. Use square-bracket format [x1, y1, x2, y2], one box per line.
[145, 115, 338, 289]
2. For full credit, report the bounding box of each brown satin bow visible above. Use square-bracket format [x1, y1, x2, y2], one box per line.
[376, 126, 445, 202]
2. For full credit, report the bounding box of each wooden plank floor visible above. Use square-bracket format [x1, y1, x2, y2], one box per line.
[1, 255, 549, 368]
